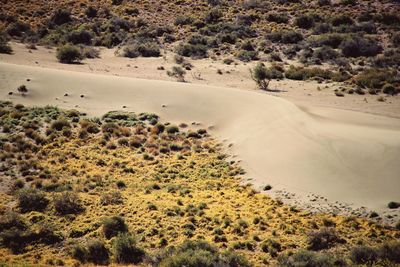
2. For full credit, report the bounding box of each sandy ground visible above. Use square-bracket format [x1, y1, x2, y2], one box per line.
[1, 42, 400, 119]
[1, 60, 400, 225]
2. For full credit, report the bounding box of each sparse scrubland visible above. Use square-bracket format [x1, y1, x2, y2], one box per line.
[0, 0, 399, 93]
[0, 100, 399, 266]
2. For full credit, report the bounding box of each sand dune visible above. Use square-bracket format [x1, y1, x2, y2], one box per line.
[1, 62, 399, 215]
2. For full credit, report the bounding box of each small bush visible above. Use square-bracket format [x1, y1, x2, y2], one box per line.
[176, 43, 208, 58]
[50, 9, 72, 25]
[113, 233, 146, 264]
[355, 68, 395, 89]
[388, 201, 400, 209]
[295, 14, 315, 29]
[51, 118, 71, 131]
[277, 250, 339, 267]
[67, 30, 93, 45]
[86, 239, 109, 265]
[307, 228, 343, 251]
[340, 35, 381, 58]
[237, 50, 258, 62]
[102, 216, 128, 239]
[350, 246, 378, 265]
[0, 35, 12, 54]
[379, 241, 400, 263]
[267, 31, 303, 44]
[166, 125, 179, 134]
[56, 45, 83, 64]
[100, 191, 123, 205]
[17, 188, 49, 212]
[123, 40, 161, 58]
[54, 192, 84, 215]
[266, 12, 289, 24]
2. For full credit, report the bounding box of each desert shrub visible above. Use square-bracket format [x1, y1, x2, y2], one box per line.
[50, 118, 70, 131]
[0, 212, 26, 232]
[56, 45, 83, 64]
[261, 239, 281, 256]
[0, 34, 12, 54]
[379, 241, 400, 263]
[277, 250, 340, 267]
[295, 14, 316, 29]
[102, 216, 128, 239]
[313, 46, 339, 62]
[158, 240, 251, 267]
[350, 246, 378, 265]
[167, 66, 186, 82]
[308, 33, 345, 48]
[355, 68, 395, 89]
[175, 16, 194, 26]
[54, 192, 84, 215]
[205, 8, 223, 24]
[100, 191, 123, 205]
[67, 30, 93, 45]
[375, 12, 400, 25]
[307, 228, 343, 251]
[250, 63, 283, 90]
[237, 50, 258, 62]
[86, 239, 109, 265]
[176, 43, 208, 58]
[17, 188, 49, 212]
[6, 21, 31, 37]
[123, 39, 161, 58]
[50, 9, 72, 25]
[285, 66, 333, 81]
[391, 33, 400, 47]
[267, 31, 303, 44]
[17, 85, 28, 95]
[388, 201, 400, 209]
[85, 6, 97, 18]
[340, 35, 381, 58]
[331, 15, 354, 27]
[166, 125, 179, 134]
[0, 228, 29, 253]
[266, 12, 289, 24]
[382, 84, 399, 95]
[113, 233, 146, 264]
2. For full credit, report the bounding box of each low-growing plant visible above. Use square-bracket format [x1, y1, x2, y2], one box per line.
[54, 192, 84, 215]
[17, 188, 49, 212]
[56, 45, 83, 64]
[113, 233, 146, 264]
[102, 216, 128, 239]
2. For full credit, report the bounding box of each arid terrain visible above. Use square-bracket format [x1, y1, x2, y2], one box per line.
[0, 0, 400, 266]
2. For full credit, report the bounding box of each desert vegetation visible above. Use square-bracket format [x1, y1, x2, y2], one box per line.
[0, 100, 399, 266]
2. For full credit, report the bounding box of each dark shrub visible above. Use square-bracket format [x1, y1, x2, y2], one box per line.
[0, 212, 26, 232]
[355, 68, 395, 89]
[295, 14, 315, 29]
[175, 16, 194, 26]
[237, 50, 258, 62]
[391, 33, 400, 47]
[307, 228, 343, 251]
[331, 15, 354, 26]
[176, 43, 208, 58]
[6, 21, 31, 37]
[382, 84, 399, 95]
[340, 36, 381, 58]
[266, 12, 289, 24]
[313, 46, 339, 62]
[67, 30, 93, 45]
[0, 34, 12, 54]
[285, 66, 333, 81]
[388, 201, 400, 209]
[86, 239, 109, 265]
[72, 244, 88, 263]
[379, 241, 400, 263]
[102, 216, 128, 239]
[54, 192, 84, 215]
[350, 246, 378, 265]
[100, 191, 123, 205]
[123, 40, 161, 58]
[277, 250, 340, 267]
[308, 33, 345, 48]
[18, 188, 49, 212]
[50, 9, 72, 25]
[56, 45, 83, 64]
[113, 233, 145, 264]
[205, 8, 223, 24]
[85, 6, 97, 18]
[267, 31, 303, 44]
[166, 125, 179, 134]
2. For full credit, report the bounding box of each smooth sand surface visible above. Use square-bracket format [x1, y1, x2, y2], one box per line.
[1, 62, 400, 216]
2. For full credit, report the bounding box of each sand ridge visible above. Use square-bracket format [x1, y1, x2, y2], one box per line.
[1, 62, 400, 222]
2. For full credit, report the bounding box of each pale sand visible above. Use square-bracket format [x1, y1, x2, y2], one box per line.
[1, 42, 400, 119]
[1, 62, 400, 224]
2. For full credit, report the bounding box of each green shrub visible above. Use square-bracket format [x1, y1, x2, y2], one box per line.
[86, 239, 109, 265]
[295, 14, 316, 29]
[123, 40, 161, 58]
[50, 118, 71, 131]
[0, 212, 26, 232]
[17, 188, 49, 212]
[340, 35, 381, 58]
[355, 68, 395, 89]
[176, 43, 208, 58]
[54, 192, 84, 215]
[266, 12, 289, 24]
[50, 9, 72, 25]
[0, 34, 12, 54]
[56, 45, 83, 64]
[250, 63, 282, 90]
[237, 50, 258, 62]
[388, 201, 400, 209]
[102, 216, 128, 239]
[350, 246, 378, 265]
[113, 233, 146, 264]
[267, 31, 303, 44]
[285, 66, 333, 81]
[379, 241, 400, 263]
[67, 30, 93, 45]
[166, 125, 179, 134]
